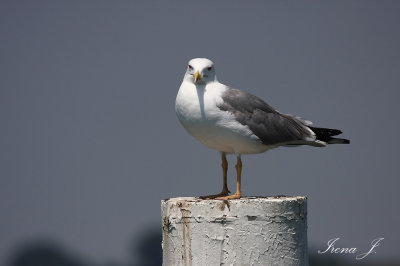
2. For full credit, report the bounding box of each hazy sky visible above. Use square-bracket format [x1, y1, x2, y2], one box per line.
[1, 1, 400, 265]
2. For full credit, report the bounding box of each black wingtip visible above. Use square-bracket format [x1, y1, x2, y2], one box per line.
[309, 126, 350, 144]
[326, 137, 350, 144]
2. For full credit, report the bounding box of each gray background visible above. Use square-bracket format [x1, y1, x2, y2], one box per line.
[1, 1, 399, 265]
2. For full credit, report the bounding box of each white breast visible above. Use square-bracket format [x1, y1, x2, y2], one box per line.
[175, 81, 269, 154]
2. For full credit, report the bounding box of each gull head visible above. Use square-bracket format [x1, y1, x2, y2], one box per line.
[184, 58, 217, 84]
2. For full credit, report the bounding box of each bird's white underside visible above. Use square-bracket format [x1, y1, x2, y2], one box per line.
[175, 81, 274, 154]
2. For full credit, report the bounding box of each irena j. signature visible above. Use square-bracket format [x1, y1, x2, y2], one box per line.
[318, 238, 384, 260]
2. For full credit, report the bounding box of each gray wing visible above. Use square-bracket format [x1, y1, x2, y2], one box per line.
[218, 88, 314, 145]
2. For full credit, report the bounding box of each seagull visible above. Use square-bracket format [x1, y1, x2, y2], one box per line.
[175, 58, 349, 200]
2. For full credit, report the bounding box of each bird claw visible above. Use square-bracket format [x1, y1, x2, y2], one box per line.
[199, 190, 230, 199]
[215, 193, 242, 200]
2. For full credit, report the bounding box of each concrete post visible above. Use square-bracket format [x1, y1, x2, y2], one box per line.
[161, 196, 308, 266]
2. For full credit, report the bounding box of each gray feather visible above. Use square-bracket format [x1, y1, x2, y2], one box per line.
[218, 88, 314, 145]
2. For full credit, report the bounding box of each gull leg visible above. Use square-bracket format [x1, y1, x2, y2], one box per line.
[216, 155, 242, 200]
[221, 152, 230, 194]
[200, 152, 230, 199]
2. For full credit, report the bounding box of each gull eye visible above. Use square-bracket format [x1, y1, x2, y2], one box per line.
[207, 66, 212, 71]
[188, 65, 193, 70]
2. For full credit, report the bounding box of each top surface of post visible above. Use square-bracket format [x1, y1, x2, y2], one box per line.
[162, 196, 306, 203]
[162, 196, 306, 212]
[162, 196, 307, 222]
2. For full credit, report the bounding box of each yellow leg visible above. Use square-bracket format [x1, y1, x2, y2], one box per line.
[217, 155, 242, 200]
[221, 152, 229, 193]
[200, 152, 230, 199]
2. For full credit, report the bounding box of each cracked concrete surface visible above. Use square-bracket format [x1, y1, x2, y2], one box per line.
[162, 197, 308, 266]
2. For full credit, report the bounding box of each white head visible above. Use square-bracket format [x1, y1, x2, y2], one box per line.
[184, 58, 217, 84]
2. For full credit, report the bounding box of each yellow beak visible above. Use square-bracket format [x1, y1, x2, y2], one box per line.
[194, 71, 202, 83]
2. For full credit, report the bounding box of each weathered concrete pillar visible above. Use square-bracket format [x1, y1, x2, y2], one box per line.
[161, 196, 308, 266]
